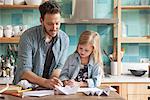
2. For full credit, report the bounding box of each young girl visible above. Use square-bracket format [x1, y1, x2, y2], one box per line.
[59, 30, 103, 88]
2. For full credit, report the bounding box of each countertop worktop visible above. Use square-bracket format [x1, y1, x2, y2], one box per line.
[1, 90, 125, 100]
[0, 74, 150, 84]
[102, 74, 150, 83]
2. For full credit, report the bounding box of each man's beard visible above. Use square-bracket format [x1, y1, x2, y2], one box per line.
[43, 26, 58, 37]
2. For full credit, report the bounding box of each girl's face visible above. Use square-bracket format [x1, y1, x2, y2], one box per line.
[77, 44, 93, 58]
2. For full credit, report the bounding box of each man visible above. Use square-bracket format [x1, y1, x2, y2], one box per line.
[13, 0, 69, 89]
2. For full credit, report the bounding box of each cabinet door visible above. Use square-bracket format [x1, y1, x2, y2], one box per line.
[128, 95, 141, 100]
[128, 95, 150, 100]
[128, 84, 150, 95]
[141, 95, 150, 100]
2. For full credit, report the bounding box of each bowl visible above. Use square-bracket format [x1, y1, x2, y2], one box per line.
[128, 69, 147, 77]
[25, 0, 43, 5]
[14, 0, 25, 5]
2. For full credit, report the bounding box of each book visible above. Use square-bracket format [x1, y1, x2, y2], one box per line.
[0, 84, 22, 93]
[22, 90, 54, 97]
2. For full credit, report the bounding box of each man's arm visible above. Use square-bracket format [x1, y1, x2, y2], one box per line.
[21, 70, 62, 89]
[21, 71, 47, 87]
[50, 69, 61, 78]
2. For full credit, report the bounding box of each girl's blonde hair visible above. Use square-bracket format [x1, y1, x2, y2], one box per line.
[76, 30, 103, 67]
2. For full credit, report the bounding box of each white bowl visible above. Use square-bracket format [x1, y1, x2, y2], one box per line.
[25, 0, 43, 5]
[14, 0, 25, 5]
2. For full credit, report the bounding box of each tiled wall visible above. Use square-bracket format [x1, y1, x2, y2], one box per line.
[0, 0, 150, 68]
[0, 0, 114, 67]
[121, 0, 150, 62]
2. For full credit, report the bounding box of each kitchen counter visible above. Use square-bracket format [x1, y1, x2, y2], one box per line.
[1, 91, 124, 100]
[102, 74, 150, 83]
[0, 74, 150, 84]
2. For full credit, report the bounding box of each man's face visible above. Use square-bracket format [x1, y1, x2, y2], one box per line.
[41, 13, 61, 37]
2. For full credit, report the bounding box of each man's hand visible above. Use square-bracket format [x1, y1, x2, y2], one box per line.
[44, 77, 63, 89]
[21, 71, 63, 89]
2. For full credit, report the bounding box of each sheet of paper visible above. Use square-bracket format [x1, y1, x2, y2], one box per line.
[55, 85, 79, 95]
[78, 88, 110, 96]
[78, 87, 102, 92]
[23, 90, 54, 97]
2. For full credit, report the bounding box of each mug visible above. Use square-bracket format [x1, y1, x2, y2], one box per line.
[20, 25, 28, 36]
[13, 25, 21, 37]
[0, 25, 3, 37]
[4, 25, 13, 38]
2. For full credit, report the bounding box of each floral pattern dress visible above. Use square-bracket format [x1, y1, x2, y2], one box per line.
[75, 65, 88, 82]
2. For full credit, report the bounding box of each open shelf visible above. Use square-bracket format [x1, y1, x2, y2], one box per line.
[121, 37, 150, 43]
[61, 18, 117, 24]
[0, 37, 20, 43]
[0, 5, 39, 9]
[121, 6, 150, 9]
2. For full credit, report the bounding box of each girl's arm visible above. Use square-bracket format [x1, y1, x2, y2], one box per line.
[86, 63, 102, 88]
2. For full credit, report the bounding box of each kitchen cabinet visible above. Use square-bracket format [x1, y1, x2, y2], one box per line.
[101, 83, 127, 100]
[127, 83, 150, 100]
[101, 83, 122, 94]
[102, 83, 150, 100]
[114, 0, 150, 75]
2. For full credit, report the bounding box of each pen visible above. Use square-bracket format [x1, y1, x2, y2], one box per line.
[2, 91, 24, 98]
[18, 88, 32, 93]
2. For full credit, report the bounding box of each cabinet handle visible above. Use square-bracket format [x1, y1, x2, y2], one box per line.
[148, 86, 150, 89]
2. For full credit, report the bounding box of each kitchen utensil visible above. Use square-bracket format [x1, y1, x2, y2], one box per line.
[103, 49, 113, 61]
[128, 69, 147, 77]
[121, 48, 125, 61]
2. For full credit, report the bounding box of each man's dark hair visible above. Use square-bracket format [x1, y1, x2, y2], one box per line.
[39, 0, 61, 20]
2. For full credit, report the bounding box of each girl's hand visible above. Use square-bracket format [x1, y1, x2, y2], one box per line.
[63, 80, 80, 87]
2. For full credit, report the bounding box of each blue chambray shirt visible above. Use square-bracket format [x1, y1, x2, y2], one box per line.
[13, 25, 69, 84]
[59, 53, 102, 88]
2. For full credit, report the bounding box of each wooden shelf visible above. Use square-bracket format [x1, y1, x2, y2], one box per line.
[121, 37, 150, 43]
[0, 37, 20, 43]
[121, 6, 150, 10]
[0, 5, 39, 9]
[61, 18, 117, 24]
